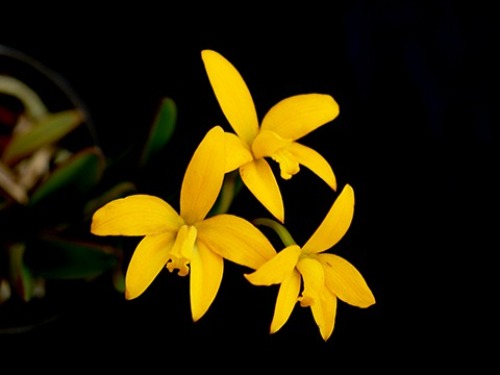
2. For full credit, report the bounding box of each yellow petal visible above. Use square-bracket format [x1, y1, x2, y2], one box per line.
[289, 142, 337, 190]
[180, 126, 225, 224]
[244, 245, 301, 285]
[318, 253, 375, 308]
[201, 50, 259, 145]
[224, 132, 253, 172]
[240, 158, 284, 223]
[251, 130, 291, 160]
[296, 257, 324, 307]
[196, 214, 276, 270]
[270, 269, 301, 334]
[190, 241, 224, 322]
[91, 194, 183, 236]
[261, 94, 339, 140]
[313, 288, 337, 341]
[302, 184, 354, 254]
[125, 232, 176, 299]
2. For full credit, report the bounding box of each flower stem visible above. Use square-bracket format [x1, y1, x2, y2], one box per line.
[209, 170, 242, 215]
[253, 218, 297, 247]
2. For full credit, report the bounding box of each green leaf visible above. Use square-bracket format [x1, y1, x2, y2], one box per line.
[2, 109, 84, 165]
[112, 268, 125, 293]
[8, 242, 35, 301]
[29, 147, 105, 206]
[0, 74, 48, 120]
[29, 236, 120, 280]
[0, 161, 29, 204]
[83, 181, 137, 218]
[209, 170, 243, 216]
[140, 97, 176, 166]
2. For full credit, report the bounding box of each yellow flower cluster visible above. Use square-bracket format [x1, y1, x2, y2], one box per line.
[90, 50, 375, 341]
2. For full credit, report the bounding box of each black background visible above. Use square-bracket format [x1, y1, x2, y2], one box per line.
[0, 1, 497, 370]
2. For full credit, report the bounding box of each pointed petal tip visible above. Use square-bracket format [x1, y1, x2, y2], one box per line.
[363, 294, 376, 308]
[191, 308, 208, 323]
[190, 297, 205, 323]
[89, 221, 98, 235]
[201, 49, 215, 58]
[270, 206, 285, 224]
[268, 202, 285, 224]
[320, 94, 340, 123]
[125, 283, 147, 301]
[124, 289, 134, 300]
[201, 50, 230, 65]
[270, 320, 286, 336]
[89, 215, 107, 236]
[269, 320, 283, 335]
[243, 272, 255, 284]
[362, 286, 376, 307]
[211, 124, 224, 134]
[330, 179, 337, 191]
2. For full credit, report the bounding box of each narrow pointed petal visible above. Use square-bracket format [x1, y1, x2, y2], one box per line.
[224, 132, 253, 172]
[125, 232, 176, 299]
[244, 245, 301, 285]
[261, 94, 339, 140]
[319, 253, 376, 308]
[180, 126, 225, 224]
[270, 270, 301, 334]
[302, 184, 354, 254]
[201, 50, 259, 145]
[91, 194, 183, 236]
[196, 214, 276, 269]
[289, 142, 337, 190]
[312, 289, 337, 341]
[190, 241, 224, 322]
[240, 158, 284, 223]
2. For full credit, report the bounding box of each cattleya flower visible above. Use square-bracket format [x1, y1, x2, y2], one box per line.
[202, 49, 339, 223]
[90, 126, 276, 322]
[245, 184, 375, 341]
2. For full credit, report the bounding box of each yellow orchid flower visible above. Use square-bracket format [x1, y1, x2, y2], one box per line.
[90, 126, 276, 322]
[201, 49, 339, 223]
[245, 184, 375, 341]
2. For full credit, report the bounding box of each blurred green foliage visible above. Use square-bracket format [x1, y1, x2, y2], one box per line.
[0, 72, 176, 304]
